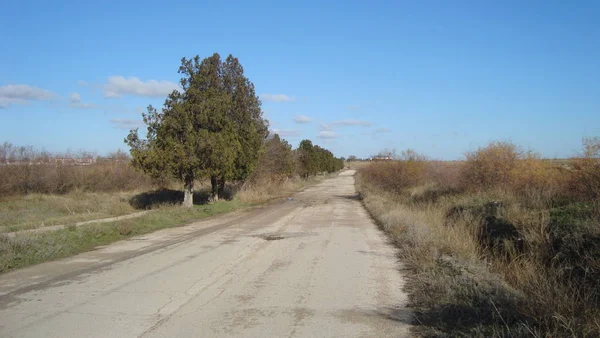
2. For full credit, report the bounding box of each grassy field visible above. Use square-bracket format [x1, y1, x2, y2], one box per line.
[356, 141, 600, 337]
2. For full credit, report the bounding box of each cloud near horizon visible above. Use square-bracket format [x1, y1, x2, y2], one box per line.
[331, 119, 372, 127]
[0, 84, 55, 108]
[293, 115, 312, 124]
[271, 128, 301, 137]
[319, 119, 372, 131]
[110, 118, 143, 130]
[318, 130, 337, 139]
[103, 76, 179, 98]
[260, 94, 295, 102]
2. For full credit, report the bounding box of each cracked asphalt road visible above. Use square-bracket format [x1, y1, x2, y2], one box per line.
[0, 170, 410, 337]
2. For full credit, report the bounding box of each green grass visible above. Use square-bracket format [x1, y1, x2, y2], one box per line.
[0, 199, 245, 273]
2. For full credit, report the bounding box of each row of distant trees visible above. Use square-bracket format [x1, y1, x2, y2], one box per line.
[297, 140, 344, 178]
[254, 135, 344, 180]
[126, 53, 343, 207]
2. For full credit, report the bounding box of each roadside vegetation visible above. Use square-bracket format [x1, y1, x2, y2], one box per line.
[355, 138, 600, 337]
[0, 199, 243, 272]
[0, 148, 337, 273]
[0, 192, 137, 233]
[0, 53, 343, 273]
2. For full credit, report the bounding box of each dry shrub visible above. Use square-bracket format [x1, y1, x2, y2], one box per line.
[460, 141, 521, 190]
[117, 222, 133, 236]
[459, 141, 563, 202]
[0, 143, 158, 196]
[359, 174, 600, 335]
[510, 156, 566, 203]
[357, 140, 600, 336]
[0, 162, 154, 197]
[425, 160, 462, 189]
[359, 150, 429, 193]
[237, 176, 303, 204]
[568, 137, 600, 201]
[357, 175, 531, 336]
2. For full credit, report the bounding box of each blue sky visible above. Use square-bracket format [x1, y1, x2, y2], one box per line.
[1, 1, 599, 159]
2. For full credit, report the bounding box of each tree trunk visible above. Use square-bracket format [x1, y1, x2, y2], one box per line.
[183, 175, 194, 208]
[218, 176, 226, 200]
[210, 176, 219, 203]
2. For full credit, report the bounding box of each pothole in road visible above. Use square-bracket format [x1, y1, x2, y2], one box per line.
[263, 235, 285, 241]
[253, 232, 318, 241]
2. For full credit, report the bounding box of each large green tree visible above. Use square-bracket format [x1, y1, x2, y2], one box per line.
[218, 55, 269, 196]
[126, 53, 268, 207]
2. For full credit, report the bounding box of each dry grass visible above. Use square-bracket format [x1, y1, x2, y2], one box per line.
[568, 137, 600, 200]
[237, 173, 336, 204]
[0, 199, 245, 273]
[0, 161, 156, 196]
[357, 140, 600, 337]
[345, 160, 371, 170]
[358, 178, 532, 337]
[0, 191, 137, 233]
[0, 178, 216, 234]
[237, 177, 304, 204]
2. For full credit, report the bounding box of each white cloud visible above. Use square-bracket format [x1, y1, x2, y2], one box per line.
[271, 128, 301, 137]
[319, 123, 333, 131]
[260, 94, 295, 102]
[374, 127, 391, 133]
[110, 118, 143, 130]
[103, 76, 179, 98]
[70, 92, 81, 103]
[0, 84, 55, 108]
[77, 80, 88, 87]
[293, 115, 312, 124]
[347, 105, 360, 111]
[331, 119, 372, 127]
[318, 130, 338, 139]
[69, 92, 95, 109]
[71, 102, 96, 109]
[319, 119, 371, 131]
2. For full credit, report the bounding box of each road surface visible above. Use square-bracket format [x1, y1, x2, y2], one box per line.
[0, 170, 411, 337]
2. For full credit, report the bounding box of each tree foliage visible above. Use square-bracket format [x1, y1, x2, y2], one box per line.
[126, 53, 268, 207]
[253, 133, 295, 180]
[296, 139, 344, 178]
